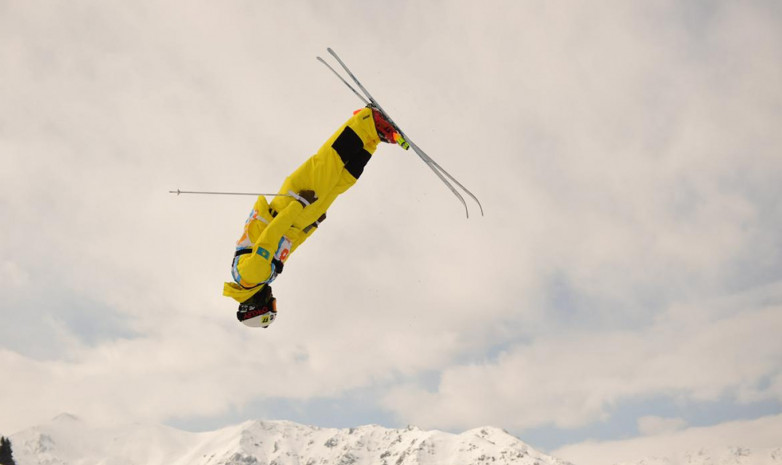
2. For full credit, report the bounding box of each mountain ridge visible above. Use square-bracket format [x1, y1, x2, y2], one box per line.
[9, 415, 782, 465]
[9, 414, 573, 465]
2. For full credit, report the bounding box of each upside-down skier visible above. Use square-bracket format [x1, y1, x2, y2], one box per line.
[223, 105, 400, 327]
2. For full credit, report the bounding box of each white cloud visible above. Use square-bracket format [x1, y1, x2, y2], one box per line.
[1, 0, 781, 448]
[382, 284, 782, 431]
[0, 261, 28, 288]
[553, 414, 782, 465]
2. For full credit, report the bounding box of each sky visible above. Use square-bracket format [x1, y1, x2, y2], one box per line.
[1, 1, 781, 464]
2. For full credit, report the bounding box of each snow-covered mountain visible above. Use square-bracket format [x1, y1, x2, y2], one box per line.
[9, 414, 575, 465]
[616, 448, 782, 465]
[10, 415, 781, 465]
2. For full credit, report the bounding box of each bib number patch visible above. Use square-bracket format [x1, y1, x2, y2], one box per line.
[275, 236, 292, 263]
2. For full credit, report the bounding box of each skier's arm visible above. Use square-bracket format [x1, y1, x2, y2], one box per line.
[257, 207, 299, 251]
[254, 192, 315, 257]
[236, 192, 314, 284]
[303, 213, 326, 234]
[290, 213, 326, 253]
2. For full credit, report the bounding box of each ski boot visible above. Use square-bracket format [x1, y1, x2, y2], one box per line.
[370, 105, 409, 149]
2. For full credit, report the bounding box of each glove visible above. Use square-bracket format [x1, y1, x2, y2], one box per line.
[296, 190, 318, 207]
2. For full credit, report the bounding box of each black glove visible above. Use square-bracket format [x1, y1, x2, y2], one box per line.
[297, 190, 317, 206]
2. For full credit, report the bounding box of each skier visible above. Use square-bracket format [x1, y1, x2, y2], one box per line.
[224, 105, 399, 327]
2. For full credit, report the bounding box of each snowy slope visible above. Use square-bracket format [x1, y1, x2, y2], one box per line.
[616, 447, 782, 465]
[10, 414, 575, 465]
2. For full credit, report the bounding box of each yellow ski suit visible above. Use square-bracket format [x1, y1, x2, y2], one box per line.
[223, 107, 382, 303]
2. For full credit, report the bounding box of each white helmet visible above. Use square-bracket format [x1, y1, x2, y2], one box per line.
[236, 285, 277, 328]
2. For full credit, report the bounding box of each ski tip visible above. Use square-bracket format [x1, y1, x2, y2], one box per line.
[465, 204, 485, 219]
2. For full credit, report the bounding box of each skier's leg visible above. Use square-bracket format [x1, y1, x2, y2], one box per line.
[270, 107, 380, 228]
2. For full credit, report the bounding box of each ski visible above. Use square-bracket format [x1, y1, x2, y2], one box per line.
[316, 56, 369, 106]
[317, 48, 484, 218]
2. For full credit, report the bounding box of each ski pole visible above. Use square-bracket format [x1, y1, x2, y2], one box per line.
[169, 189, 293, 197]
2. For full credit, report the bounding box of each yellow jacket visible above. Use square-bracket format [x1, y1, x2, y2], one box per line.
[223, 107, 381, 303]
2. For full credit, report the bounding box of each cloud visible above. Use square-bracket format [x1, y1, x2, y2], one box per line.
[381, 283, 782, 431]
[552, 414, 782, 465]
[0, 261, 28, 288]
[1, 0, 781, 450]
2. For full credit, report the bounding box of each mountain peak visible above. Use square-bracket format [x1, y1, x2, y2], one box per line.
[11, 418, 572, 465]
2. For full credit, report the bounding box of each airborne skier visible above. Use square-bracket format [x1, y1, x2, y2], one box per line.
[222, 49, 481, 328]
[223, 105, 399, 327]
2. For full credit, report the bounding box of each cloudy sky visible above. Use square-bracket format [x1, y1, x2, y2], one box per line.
[1, 1, 781, 464]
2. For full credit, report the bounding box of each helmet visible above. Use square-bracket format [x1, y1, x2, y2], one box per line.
[237, 285, 277, 328]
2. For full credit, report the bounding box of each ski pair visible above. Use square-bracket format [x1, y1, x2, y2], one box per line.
[317, 48, 484, 218]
